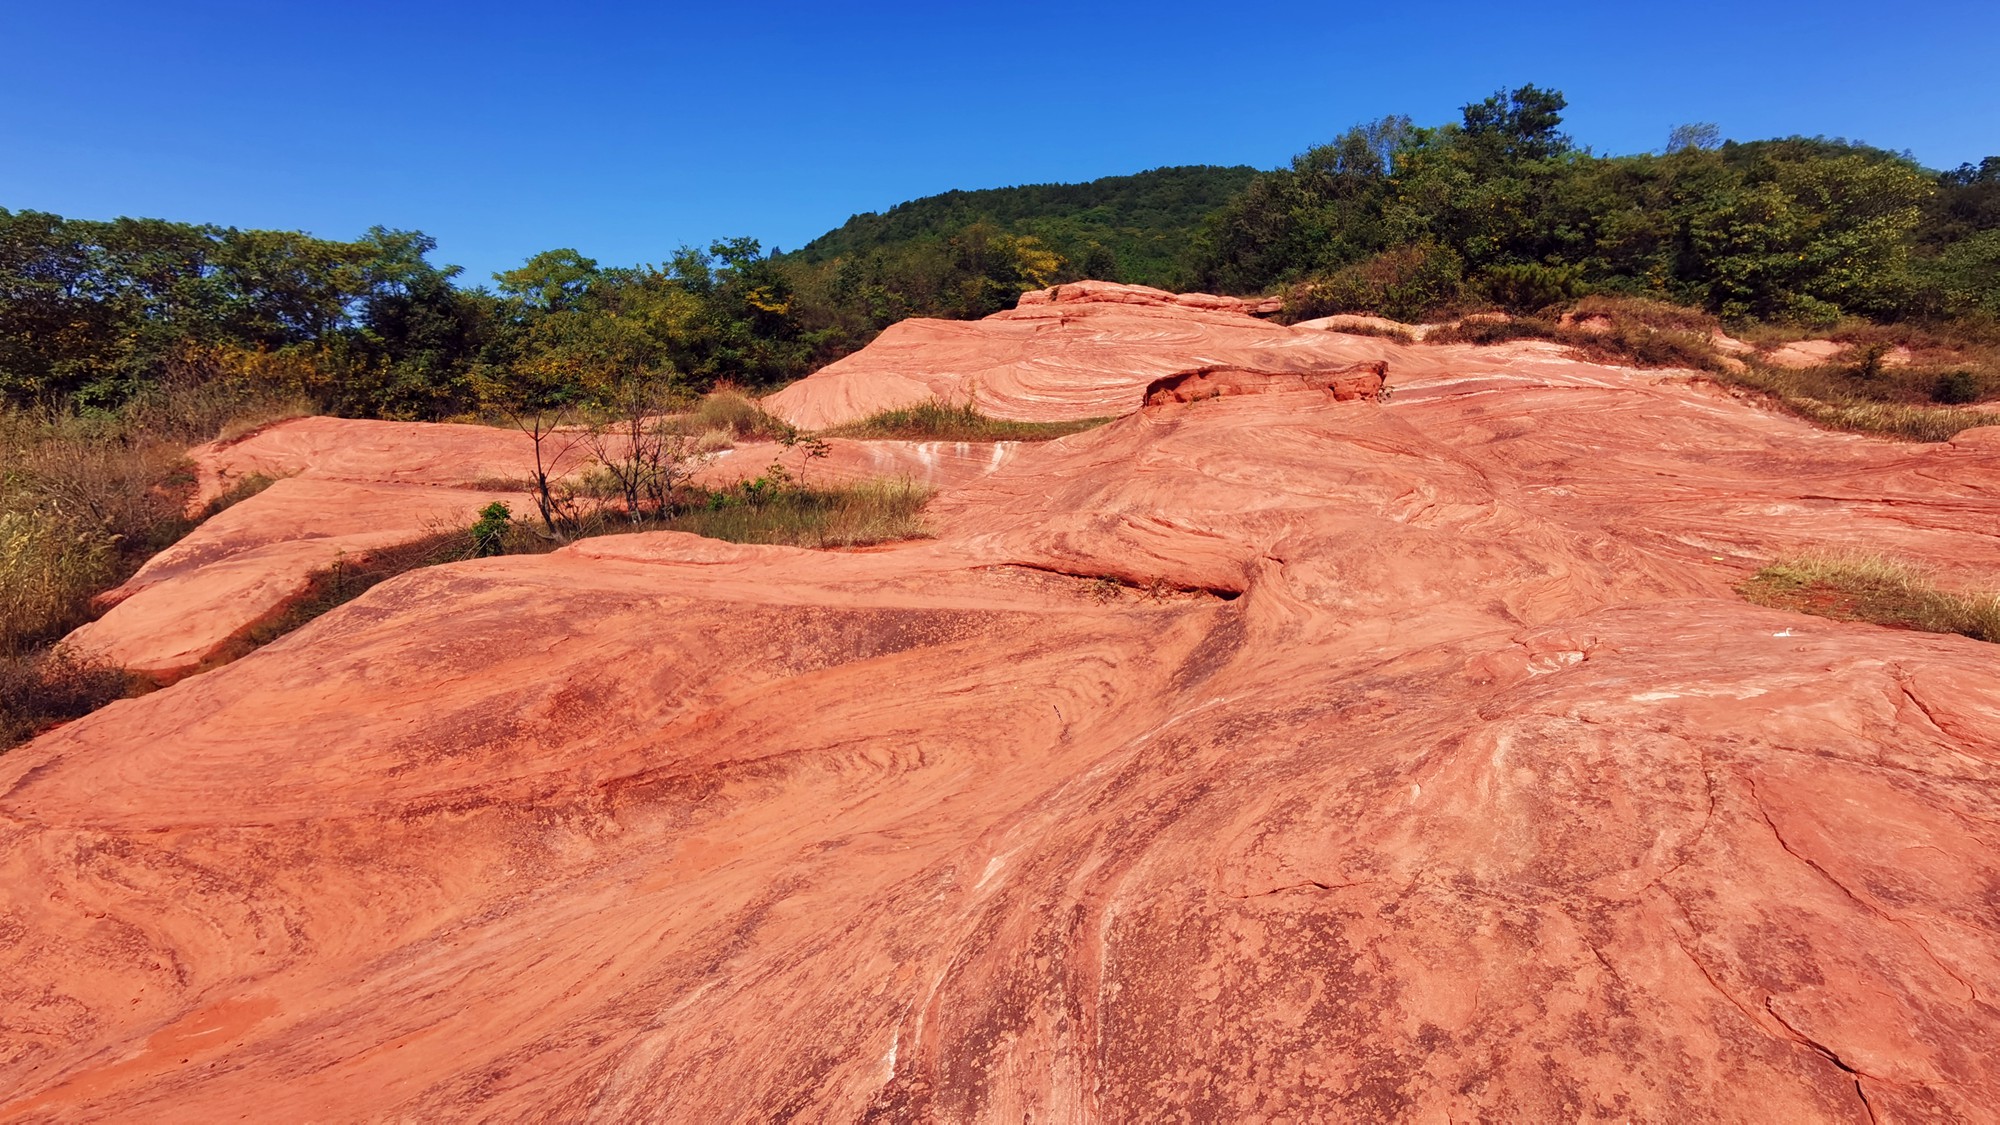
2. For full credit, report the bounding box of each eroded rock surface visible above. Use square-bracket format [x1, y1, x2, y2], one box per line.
[6, 288, 2000, 1120]
[63, 418, 1029, 683]
[764, 281, 1701, 430]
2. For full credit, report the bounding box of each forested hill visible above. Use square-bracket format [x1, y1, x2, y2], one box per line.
[5, 87, 1996, 424]
[789, 165, 1259, 289]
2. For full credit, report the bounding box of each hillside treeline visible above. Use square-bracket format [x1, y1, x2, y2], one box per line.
[3, 86, 1998, 422]
[793, 165, 1259, 291]
[0, 211, 1089, 419]
[1190, 87, 2000, 326]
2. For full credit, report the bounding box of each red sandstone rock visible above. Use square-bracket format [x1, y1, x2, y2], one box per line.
[66, 418, 1031, 683]
[64, 477, 529, 683]
[1142, 363, 1387, 406]
[1765, 338, 1850, 369]
[1294, 312, 1420, 337]
[764, 287, 1660, 430]
[4, 290, 2000, 1120]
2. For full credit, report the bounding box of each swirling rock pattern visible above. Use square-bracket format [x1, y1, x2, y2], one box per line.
[5, 292, 2000, 1120]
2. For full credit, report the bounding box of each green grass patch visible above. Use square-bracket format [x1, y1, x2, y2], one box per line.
[823, 400, 1111, 442]
[659, 479, 933, 548]
[1741, 553, 2000, 642]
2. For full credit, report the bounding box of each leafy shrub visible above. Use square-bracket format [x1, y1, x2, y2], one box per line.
[1932, 370, 1986, 404]
[1285, 243, 1468, 324]
[470, 502, 512, 556]
[1479, 263, 1585, 314]
[1282, 274, 1377, 321]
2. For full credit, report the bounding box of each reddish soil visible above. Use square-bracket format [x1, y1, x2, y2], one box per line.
[5, 285, 2000, 1119]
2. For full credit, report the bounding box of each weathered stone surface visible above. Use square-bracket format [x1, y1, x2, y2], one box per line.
[763, 282, 1667, 430]
[63, 418, 1029, 682]
[5, 286, 2000, 1120]
[1141, 362, 1388, 406]
[65, 477, 528, 683]
[1765, 339, 1850, 369]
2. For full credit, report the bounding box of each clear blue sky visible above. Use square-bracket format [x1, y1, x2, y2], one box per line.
[4, 0, 1995, 285]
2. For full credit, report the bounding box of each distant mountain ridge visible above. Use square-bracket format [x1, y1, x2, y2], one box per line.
[789, 164, 1260, 289]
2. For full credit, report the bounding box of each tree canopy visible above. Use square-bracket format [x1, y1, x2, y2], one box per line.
[3, 87, 1995, 421]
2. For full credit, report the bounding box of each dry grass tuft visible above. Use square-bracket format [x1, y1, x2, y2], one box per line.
[675, 386, 796, 442]
[824, 400, 1110, 442]
[1741, 553, 2000, 642]
[0, 647, 130, 749]
[0, 414, 198, 654]
[1415, 296, 1999, 443]
[660, 479, 933, 548]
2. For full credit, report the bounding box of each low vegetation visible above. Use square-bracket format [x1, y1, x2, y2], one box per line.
[6, 88, 1998, 742]
[1, 377, 309, 748]
[652, 478, 931, 548]
[0, 647, 128, 748]
[1720, 376, 1993, 443]
[179, 469, 932, 697]
[0, 381, 304, 657]
[669, 385, 797, 443]
[493, 459, 934, 554]
[1741, 553, 2000, 642]
[823, 400, 1110, 442]
[1412, 295, 1998, 442]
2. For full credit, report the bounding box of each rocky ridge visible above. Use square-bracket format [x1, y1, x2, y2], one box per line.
[4, 283, 1999, 1120]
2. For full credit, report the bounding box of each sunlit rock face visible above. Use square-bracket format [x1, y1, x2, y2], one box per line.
[6, 286, 2000, 1121]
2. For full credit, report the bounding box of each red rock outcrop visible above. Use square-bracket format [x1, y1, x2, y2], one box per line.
[63, 477, 530, 684]
[5, 288, 2000, 1120]
[764, 281, 1721, 432]
[64, 417, 1033, 683]
[1142, 362, 1388, 406]
[1765, 339, 1851, 369]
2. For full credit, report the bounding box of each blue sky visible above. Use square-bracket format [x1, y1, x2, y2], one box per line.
[4, 0, 1995, 285]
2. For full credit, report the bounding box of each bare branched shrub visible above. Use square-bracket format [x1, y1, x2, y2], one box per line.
[512, 410, 594, 539]
[584, 381, 705, 523]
